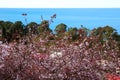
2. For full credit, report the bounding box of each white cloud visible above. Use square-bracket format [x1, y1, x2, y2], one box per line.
[0, 0, 120, 8]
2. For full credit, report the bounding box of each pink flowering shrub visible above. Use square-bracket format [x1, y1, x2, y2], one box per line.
[106, 74, 120, 80]
[0, 36, 120, 80]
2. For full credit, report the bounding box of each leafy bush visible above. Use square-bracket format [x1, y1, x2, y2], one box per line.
[0, 35, 120, 80]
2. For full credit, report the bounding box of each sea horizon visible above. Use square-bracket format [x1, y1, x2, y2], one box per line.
[0, 8, 120, 33]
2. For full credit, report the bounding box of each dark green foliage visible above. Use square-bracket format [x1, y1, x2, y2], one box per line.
[0, 21, 24, 42]
[27, 22, 38, 34]
[68, 27, 78, 41]
[112, 32, 120, 41]
[55, 23, 67, 34]
[1, 21, 13, 42]
[38, 20, 52, 33]
[91, 26, 116, 41]
[0, 19, 120, 45]
[0, 21, 4, 28]
[112, 32, 120, 49]
[11, 21, 24, 37]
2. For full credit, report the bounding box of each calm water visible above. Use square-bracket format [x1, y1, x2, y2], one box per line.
[0, 8, 120, 33]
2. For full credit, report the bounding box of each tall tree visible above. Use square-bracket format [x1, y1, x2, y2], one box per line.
[68, 27, 78, 40]
[11, 21, 24, 41]
[38, 20, 52, 33]
[91, 26, 116, 42]
[27, 22, 38, 34]
[2, 21, 13, 42]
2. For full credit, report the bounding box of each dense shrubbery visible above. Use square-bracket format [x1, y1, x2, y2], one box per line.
[0, 15, 120, 79]
[0, 32, 120, 79]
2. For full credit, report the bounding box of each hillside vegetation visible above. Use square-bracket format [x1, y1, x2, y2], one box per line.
[0, 15, 120, 80]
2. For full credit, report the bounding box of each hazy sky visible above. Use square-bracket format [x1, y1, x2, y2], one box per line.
[0, 0, 120, 8]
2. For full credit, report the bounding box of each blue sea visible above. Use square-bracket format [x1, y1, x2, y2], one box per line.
[0, 8, 120, 33]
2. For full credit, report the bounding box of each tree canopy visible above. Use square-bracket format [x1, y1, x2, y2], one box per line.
[0, 17, 120, 45]
[55, 23, 67, 34]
